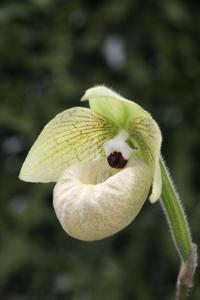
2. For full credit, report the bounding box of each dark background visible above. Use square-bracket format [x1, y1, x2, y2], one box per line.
[0, 1, 199, 299]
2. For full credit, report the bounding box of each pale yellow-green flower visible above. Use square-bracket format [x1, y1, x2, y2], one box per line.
[19, 86, 162, 241]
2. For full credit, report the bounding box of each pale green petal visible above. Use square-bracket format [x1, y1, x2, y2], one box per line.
[128, 114, 162, 166]
[53, 158, 152, 241]
[19, 107, 117, 183]
[149, 162, 162, 203]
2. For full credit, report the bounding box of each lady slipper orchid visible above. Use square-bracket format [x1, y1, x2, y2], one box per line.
[19, 86, 198, 298]
[19, 86, 162, 241]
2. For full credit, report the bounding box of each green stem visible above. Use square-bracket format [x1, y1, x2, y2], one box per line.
[159, 157, 197, 299]
[160, 157, 192, 260]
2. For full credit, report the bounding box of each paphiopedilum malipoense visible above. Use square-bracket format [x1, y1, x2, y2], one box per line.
[20, 86, 162, 241]
[19, 86, 198, 298]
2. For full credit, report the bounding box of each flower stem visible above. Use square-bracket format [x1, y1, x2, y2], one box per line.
[159, 157, 197, 299]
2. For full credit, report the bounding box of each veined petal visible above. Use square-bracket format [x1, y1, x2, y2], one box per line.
[128, 115, 162, 166]
[128, 114, 162, 202]
[19, 107, 118, 183]
[53, 159, 152, 241]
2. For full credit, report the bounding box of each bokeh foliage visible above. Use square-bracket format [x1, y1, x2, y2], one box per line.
[0, 1, 199, 299]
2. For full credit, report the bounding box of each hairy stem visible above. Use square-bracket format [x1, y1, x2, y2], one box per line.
[159, 157, 197, 299]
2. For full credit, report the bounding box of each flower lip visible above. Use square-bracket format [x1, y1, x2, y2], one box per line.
[107, 151, 128, 169]
[53, 158, 152, 241]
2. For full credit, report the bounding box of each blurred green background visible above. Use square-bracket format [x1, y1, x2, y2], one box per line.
[0, 1, 199, 299]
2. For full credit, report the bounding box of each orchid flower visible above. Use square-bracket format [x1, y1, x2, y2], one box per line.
[19, 86, 162, 241]
[19, 86, 197, 298]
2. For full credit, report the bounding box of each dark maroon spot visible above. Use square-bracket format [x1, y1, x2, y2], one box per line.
[107, 151, 128, 169]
